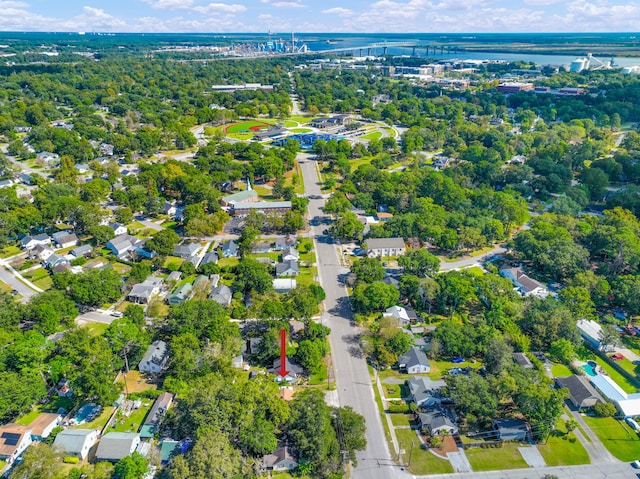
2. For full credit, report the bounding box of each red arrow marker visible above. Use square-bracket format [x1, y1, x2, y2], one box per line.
[277, 329, 290, 377]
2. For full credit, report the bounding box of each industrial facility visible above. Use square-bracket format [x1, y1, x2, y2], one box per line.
[570, 53, 615, 72]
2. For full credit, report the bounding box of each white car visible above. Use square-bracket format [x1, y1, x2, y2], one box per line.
[110, 311, 123, 318]
[626, 417, 640, 432]
[632, 459, 640, 468]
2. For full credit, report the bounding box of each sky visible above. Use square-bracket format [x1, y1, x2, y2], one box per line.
[1, 0, 640, 33]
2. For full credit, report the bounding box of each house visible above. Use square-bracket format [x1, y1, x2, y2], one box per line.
[398, 347, 431, 374]
[43, 253, 69, 270]
[262, 445, 298, 472]
[185, 254, 202, 269]
[18, 173, 33, 185]
[251, 242, 272, 254]
[209, 284, 233, 306]
[108, 222, 128, 236]
[381, 276, 400, 289]
[53, 429, 98, 460]
[57, 378, 72, 397]
[512, 352, 534, 369]
[166, 283, 192, 305]
[173, 242, 200, 259]
[577, 319, 614, 352]
[406, 376, 446, 407]
[74, 163, 90, 175]
[163, 201, 177, 217]
[274, 235, 296, 251]
[37, 151, 60, 166]
[0, 179, 13, 188]
[52, 231, 78, 248]
[139, 392, 174, 439]
[273, 278, 297, 293]
[232, 201, 292, 217]
[220, 240, 238, 258]
[200, 251, 218, 266]
[589, 374, 640, 416]
[556, 375, 603, 409]
[0, 424, 32, 464]
[138, 340, 169, 374]
[29, 413, 61, 441]
[282, 247, 300, 262]
[418, 409, 458, 436]
[220, 189, 259, 207]
[106, 234, 142, 258]
[384, 305, 411, 326]
[493, 419, 530, 441]
[20, 233, 51, 250]
[232, 354, 244, 369]
[366, 237, 405, 257]
[95, 432, 141, 462]
[276, 260, 299, 277]
[30, 244, 55, 261]
[166, 271, 182, 283]
[193, 275, 210, 289]
[499, 265, 549, 298]
[127, 277, 163, 304]
[270, 357, 304, 383]
[70, 244, 93, 258]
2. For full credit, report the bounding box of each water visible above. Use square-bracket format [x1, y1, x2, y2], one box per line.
[582, 361, 597, 377]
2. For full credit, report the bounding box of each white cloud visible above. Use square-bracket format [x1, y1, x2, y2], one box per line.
[0, 1, 28, 7]
[260, 0, 305, 7]
[321, 7, 354, 16]
[141, 0, 193, 9]
[192, 2, 247, 14]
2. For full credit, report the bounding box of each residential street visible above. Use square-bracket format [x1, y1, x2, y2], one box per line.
[299, 155, 410, 479]
[0, 257, 42, 301]
[417, 463, 639, 479]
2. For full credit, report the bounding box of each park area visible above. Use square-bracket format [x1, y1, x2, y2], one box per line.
[225, 120, 271, 133]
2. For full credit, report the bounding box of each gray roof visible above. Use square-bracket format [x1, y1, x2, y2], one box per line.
[493, 418, 529, 436]
[166, 271, 182, 282]
[71, 244, 92, 256]
[222, 189, 258, 203]
[556, 375, 603, 406]
[143, 392, 174, 427]
[128, 283, 155, 300]
[173, 242, 199, 257]
[418, 410, 457, 432]
[366, 237, 405, 250]
[139, 340, 168, 369]
[398, 347, 430, 370]
[53, 429, 96, 455]
[233, 201, 292, 211]
[201, 251, 218, 265]
[221, 240, 238, 254]
[209, 284, 233, 306]
[513, 352, 534, 368]
[95, 432, 139, 461]
[271, 356, 304, 375]
[276, 260, 299, 276]
[107, 234, 140, 252]
[407, 376, 446, 405]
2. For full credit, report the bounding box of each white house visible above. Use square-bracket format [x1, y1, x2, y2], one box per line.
[52, 231, 79, 248]
[0, 424, 32, 465]
[20, 233, 51, 250]
[138, 340, 170, 374]
[29, 413, 62, 441]
[398, 347, 431, 374]
[108, 222, 128, 236]
[577, 319, 615, 352]
[262, 445, 298, 472]
[273, 278, 297, 293]
[384, 305, 411, 326]
[499, 265, 549, 298]
[366, 237, 406, 257]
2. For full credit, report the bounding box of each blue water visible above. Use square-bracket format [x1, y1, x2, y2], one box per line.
[582, 362, 597, 377]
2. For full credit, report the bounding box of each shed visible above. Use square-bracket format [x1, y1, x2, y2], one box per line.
[53, 429, 98, 460]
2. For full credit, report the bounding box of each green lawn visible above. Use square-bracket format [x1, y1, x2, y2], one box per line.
[361, 131, 383, 141]
[33, 274, 53, 290]
[390, 414, 412, 427]
[296, 266, 318, 287]
[16, 408, 43, 426]
[466, 266, 485, 277]
[163, 256, 184, 270]
[551, 363, 573, 377]
[395, 428, 454, 474]
[538, 417, 590, 466]
[593, 356, 639, 393]
[616, 357, 640, 378]
[290, 127, 312, 133]
[466, 442, 528, 471]
[111, 403, 152, 433]
[0, 245, 21, 258]
[225, 120, 270, 134]
[583, 416, 640, 461]
[81, 322, 110, 336]
[218, 257, 239, 268]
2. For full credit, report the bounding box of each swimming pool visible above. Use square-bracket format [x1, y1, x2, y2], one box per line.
[582, 361, 597, 377]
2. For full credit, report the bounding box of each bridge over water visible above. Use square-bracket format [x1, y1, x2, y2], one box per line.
[314, 41, 460, 57]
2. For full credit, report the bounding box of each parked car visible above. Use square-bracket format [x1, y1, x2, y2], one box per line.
[632, 459, 640, 468]
[626, 417, 640, 431]
[610, 353, 624, 361]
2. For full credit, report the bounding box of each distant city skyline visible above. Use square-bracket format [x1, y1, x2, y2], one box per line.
[1, 0, 640, 33]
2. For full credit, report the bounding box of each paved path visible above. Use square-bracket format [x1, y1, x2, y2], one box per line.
[416, 463, 639, 479]
[518, 446, 546, 468]
[299, 155, 409, 479]
[566, 408, 616, 464]
[0, 257, 43, 300]
[447, 449, 472, 473]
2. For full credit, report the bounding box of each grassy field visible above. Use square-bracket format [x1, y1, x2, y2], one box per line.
[551, 363, 573, 377]
[111, 403, 152, 433]
[395, 428, 454, 474]
[0, 245, 21, 258]
[163, 256, 184, 270]
[218, 257, 239, 268]
[583, 416, 640, 461]
[538, 417, 590, 466]
[390, 414, 412, 427]
[225, 120, 270, 134]
[81, 322, 110, 337]
[290, 127, 312, 133]
[361, 131, 383, 141]
[16, 408, 42, 426]
[466, 443, 528, 471]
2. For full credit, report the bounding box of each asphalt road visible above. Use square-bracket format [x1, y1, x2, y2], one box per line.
[0, 263, 38, 301]
[299, 155, 410, 479]
[417, 463, 640, 479]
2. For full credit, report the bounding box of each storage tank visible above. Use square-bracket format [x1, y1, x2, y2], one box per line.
[570, 58, 587, 72]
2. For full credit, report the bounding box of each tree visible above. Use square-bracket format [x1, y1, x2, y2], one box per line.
[113, 452, 147, 479]
[8, 443, 62, 479]
[166, 427, 241, 479]
[565, 418, 578, 434]
[28, 290, 78, 335]
[444, 373, 498, 425]
[234, 258, 273, 295]
[128, 262, 151, 284]
[599, 323, 620, 350]
[333, 406, 367, 465]
[68, 268, 122, 307]
[398, 249, 440, 277]
[484, 337, 513, 374]
[350, 257, 384, 284]
[0, 370, 47, 422]
[330, 212, 364, 240]
[352, 282, 400, 313]
[296, 339, 327, 374]
[146, 229, 180, 256]
[515, 379, 567, 441]
[593, 402, 616, 417]
[549, 338, 576, 364]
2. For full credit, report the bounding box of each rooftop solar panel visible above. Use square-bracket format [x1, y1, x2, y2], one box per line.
[1, 432, 20, 446]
